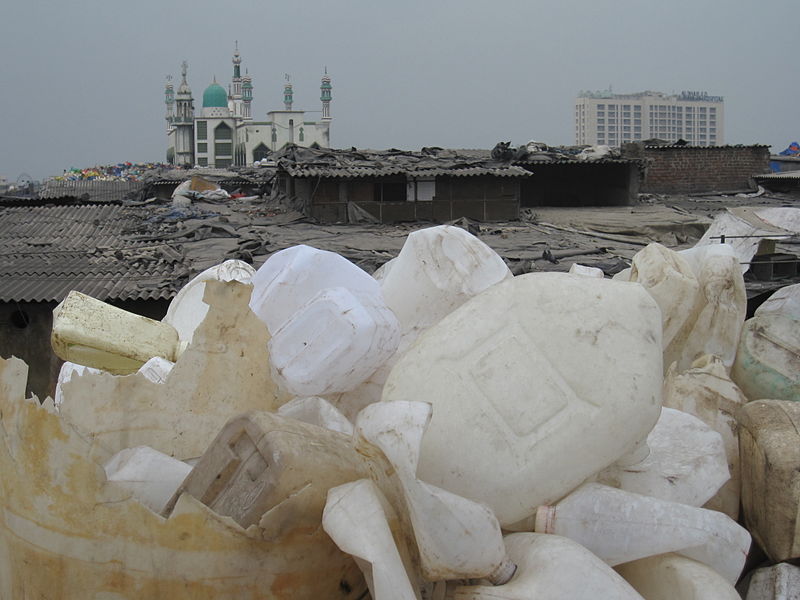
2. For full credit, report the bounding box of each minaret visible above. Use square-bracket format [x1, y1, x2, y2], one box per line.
[242, 69, 253, 120]
[283, 74, 293, 110]
[165, 75, 175, 131]
[174, 61, 195, 166]
[230, 41, 243, 118]
[320, 68, 332, 121]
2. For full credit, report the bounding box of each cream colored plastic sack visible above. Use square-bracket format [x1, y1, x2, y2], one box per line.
[382, 272, 663, 527]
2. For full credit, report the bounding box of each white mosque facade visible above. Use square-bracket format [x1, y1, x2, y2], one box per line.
[165, 46, 332, 167]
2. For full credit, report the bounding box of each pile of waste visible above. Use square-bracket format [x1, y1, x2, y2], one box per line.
[52, 162, 171, 182]
[1, 224, 799, 598]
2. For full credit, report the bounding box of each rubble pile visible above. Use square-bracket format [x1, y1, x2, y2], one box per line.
[53, 162, 172, 182]
[0, 224, 799, 599]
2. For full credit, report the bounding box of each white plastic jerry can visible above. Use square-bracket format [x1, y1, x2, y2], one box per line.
[615, 553, 741, 600]
[382, 272, 663, 527]
[534, 482, 751, 585]
[356, 401, 515, 584]
[323, 479, 419, 600]
[453, 533, 644, 600]
[52, 291, 185, 374]
[596, 407, 730, 508]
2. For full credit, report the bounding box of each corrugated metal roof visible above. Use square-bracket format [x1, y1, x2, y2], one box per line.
[753, 171, 800, 180]
[285, 165, 531, 178]
[643, 144, 770, 150]
[39, 180, 144, 202]
[0, 204, 185, 302]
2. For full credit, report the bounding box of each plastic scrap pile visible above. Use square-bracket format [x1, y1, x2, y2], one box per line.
[1, 224, 799, 599]
[53, 161, 171, 181]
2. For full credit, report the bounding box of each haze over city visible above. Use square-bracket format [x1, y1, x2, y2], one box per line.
[1, 0, 797, 181]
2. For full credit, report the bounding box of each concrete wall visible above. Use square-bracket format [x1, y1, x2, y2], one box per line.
[0, 299, 169, 403]
[641, 145, 771, 194]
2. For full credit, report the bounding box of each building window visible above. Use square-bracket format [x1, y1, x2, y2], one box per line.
[299, 127, 305, 142]
[597, 104, 605, 109]
[216, 158, 232, 168]
[215, 122, 232, 140]
[215, 142, 232, 156]
[197, 157, 208, 166]
[197, 143, 207, 153]
[196, 121, 207, 140]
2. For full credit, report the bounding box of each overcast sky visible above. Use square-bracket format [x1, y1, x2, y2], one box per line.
[1, 0, 797, 181]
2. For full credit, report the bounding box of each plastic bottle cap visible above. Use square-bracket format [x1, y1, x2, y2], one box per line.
[487, 557, 517, 586]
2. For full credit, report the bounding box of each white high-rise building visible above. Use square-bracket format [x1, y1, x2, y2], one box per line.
[165, 44, 332, 167]
[575, 90, 724, 147]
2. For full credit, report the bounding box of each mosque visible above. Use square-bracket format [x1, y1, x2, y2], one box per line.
[164, 45, 332, 167]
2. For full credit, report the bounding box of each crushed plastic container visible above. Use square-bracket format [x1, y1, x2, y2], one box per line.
[568, 263, 605, 278]
[667, 243, 747, 372]
[663, 354, 747, 519]
[737, 399, 800, 562]
[754, 282, 800, 321]
[277, 396, 354, 436]
[628, 242, 700, 350]
[615, 553, 741, 600]
[163, 259, 255, 345]
[452, 533, 643, 600]
[52, 291, 186, 374]
[249, 245, 399, 396]
[382, 272, 663, 527]
[740, 562, 800, 600]
[104, 446, 192, 514]
[596, 407, 730, 508]
[324, 479, 418, 600]
[165, 410, 387, 534]
[54, 361, 102, 408]
[356, 401, 515, 584]
[534, 482, 751, 584]
[137, 356, 175, 384]
[731, 313, 800, 403]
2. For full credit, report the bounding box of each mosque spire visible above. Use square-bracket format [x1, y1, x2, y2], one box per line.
[283, 73, 293, 110]
[320, 67, 332, 121]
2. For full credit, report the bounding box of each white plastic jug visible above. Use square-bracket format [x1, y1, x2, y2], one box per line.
[452, 533, 643, 600]
[569, 263, 605, 278]
[163, 259, 254, 345]
[249, 244, 388, 332]
[731, 313, 800, 403]
[534, 482, 751, 584]
[277, 396, 354, 436]
[249, 245, 400, 396]
[323, 479, 418, 600]
[628, 243, 700, 349]
[382, 273, 663, 527]
[269, 286, 400, 396]
[380, 225, 511, 342]
[615, 553, 741, 600]
[597, 407, 729, 507]
[356, 401, 515, 584]
[755, 282, 800, 321]
[103, 446, 192, 514]
[663, 354, 747, 519]
[51, 291, 186, 374]
[668, 244, 747, 372]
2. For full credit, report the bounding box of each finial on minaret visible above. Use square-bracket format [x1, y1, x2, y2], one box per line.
[181, 60, 188, 81]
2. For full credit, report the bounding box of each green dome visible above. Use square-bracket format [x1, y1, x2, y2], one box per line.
[202, 82, 228, 108]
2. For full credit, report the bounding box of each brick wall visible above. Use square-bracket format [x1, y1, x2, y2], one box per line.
[640, 145, 771, 194]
